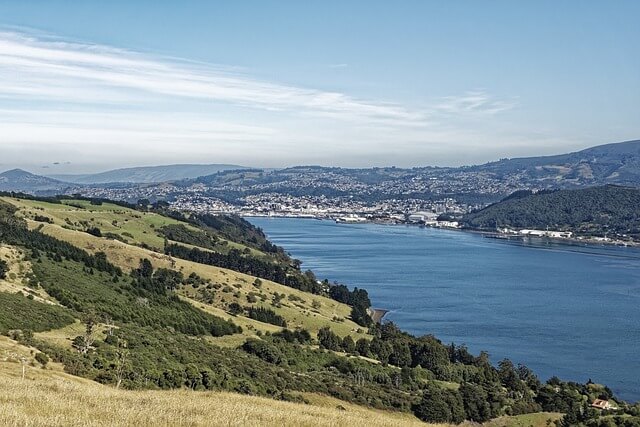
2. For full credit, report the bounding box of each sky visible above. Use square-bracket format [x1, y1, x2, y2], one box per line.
[0, 1, 638, 174]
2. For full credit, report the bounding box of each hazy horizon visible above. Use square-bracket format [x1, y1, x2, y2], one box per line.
[1, 1, 639, 174]
[3, 137, 640, 177]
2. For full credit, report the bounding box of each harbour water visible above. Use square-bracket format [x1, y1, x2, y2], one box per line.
[249, 217, 640, 401]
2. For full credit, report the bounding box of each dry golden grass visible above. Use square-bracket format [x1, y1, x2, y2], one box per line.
[34, 320, 111, 350]
[0, 336, 435, 427]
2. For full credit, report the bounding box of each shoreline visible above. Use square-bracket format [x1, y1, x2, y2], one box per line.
[245, 215, 640, 249]
[369, 308, 389, 323]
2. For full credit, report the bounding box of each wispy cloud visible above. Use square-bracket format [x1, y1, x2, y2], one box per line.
[0, 31, 427, 125]
[436, 90, 516, 115]
[0, 29, 524, 169]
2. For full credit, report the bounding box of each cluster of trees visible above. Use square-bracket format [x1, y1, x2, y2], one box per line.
[328, 284, 372, 326]
[246, 306, 287, 327]
[160, 224, 222, 252]
[413, 382, 465, 423]
[34, 256, 240, 338]
[166, 243, 287, 282]
[317, 327, 357, 352]
[164, 244, 324, 295]
[272, 328, 312, 344]
[131, 259, 184, 294]
[193, 213, 284, 255]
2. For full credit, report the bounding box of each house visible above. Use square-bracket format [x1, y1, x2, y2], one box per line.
[591, 399, 617, 410]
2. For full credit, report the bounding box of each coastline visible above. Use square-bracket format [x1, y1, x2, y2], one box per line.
[369, 308, 389, 323]
[248, 215, 640, 402]
[244, 214, 640, 249]
[476, 230, 640, 248]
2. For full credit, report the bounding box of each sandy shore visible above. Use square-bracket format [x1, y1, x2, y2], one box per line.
[369, 308, 389, 323]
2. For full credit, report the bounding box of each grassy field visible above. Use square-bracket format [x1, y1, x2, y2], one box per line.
[5, 197, 186, 251]
[0, 336, 433, 427]
[2, 197, 257, 255]
[4, 201, 366, 340]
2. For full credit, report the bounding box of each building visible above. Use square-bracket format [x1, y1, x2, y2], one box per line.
[591, 399, 617, 410]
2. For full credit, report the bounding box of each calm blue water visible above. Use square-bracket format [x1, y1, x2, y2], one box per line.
[249, 218, 640, 402]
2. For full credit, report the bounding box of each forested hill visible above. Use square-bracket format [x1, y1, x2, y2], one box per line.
[462, 185, 640, 240]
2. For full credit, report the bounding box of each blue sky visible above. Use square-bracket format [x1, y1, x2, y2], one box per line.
[0, 1, 638, 173]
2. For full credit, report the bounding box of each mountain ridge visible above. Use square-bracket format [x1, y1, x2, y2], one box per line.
[2, 139, 640, 197]
[468, 139, 640, 186]
[47, 163, 250, 184]
[0, 169, 72, 193]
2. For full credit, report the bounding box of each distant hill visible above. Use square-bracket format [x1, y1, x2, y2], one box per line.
[0, 169, 72, 193]
[49, 163, 250, 184]
[470, 139, 640, 186]
[462, 185, 640, 240]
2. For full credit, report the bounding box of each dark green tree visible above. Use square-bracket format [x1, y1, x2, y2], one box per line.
[342, 335, 356, 353]
[460, 382, 492, 422]
[0, 259, 7, 279]
[355, 338, 370, 357]
[228, 302, 243, 316]
[413, 383, 464, 424]
[317, 326, 342, 351]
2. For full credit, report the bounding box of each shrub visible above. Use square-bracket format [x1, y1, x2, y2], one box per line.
[228, 302, 243, 315]
[35, 352, 50, 367]
[246, 306, 287, 327]
[0, 259, 7, 279]
[241, 339, 284, 365]
[86, 227, 102, 237]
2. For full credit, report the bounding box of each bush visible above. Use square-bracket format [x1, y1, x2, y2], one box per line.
[86, 227, 102, 237]
[35, 352, 50, 367]
[242, 339, 284, 365]
[0, 259, 7, 279]
[412, 383, 465, 424]
[246, 306, 287, 327]
[34, 215, 53, 223]
[228, 302, 243, 316]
